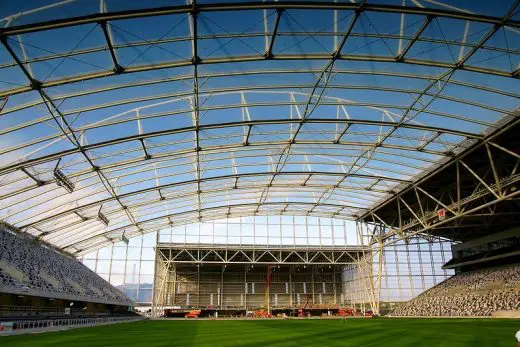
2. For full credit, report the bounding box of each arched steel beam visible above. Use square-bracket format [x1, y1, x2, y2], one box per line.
[9, 183, 383, 232]
[66, 205, 357, 255]
[18, 170, 402, 229]
[0, 53, 516, 101]
[1, 97, 496, 141]
[1, 117, 480, 176]
[2, 141, 429, 204]
[3, 68, 517, 108]
[1, 31, 519, 73]
[53, 202, 355, 248]
[40, 192, 368, 245]
[36, 181, 383, 232]
[44, 184, 377, 236]
[1, 1, 518, 37]
[1, 85, 510, 138]
[58, 200, 363, 249]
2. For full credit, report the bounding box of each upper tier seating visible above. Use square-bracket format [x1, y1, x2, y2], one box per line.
[0, 226, 132, 306]
[392, 263, 520, 316]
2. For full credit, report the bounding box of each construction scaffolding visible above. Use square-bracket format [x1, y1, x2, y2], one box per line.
[151, 244, 360, 316]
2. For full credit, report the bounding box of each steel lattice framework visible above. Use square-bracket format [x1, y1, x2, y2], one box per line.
[0, 0, 519, 255]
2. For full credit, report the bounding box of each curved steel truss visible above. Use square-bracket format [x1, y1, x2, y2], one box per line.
[0, 0, 519, 255]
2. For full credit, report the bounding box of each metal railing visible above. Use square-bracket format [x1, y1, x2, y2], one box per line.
[0, 316, 143, 334]
[0, 305, 110, 318]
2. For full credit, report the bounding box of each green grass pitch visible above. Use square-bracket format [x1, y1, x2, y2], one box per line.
[3, 318, 520, 346]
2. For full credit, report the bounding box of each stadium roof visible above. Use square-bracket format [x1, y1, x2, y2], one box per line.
[0, 0, 519, 255]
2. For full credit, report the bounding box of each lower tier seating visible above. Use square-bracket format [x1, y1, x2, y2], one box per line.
[392, 263, 520, 316]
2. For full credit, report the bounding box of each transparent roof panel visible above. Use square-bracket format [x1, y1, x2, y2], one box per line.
[0, 0, 518, 255]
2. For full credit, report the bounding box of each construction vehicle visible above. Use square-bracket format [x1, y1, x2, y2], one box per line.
[297, 295, 313, 317]
[253, 309, 272, 318]
[185, 310, 201, 318]
[338, 307, 355, 317]
[337, 307, 374, 317]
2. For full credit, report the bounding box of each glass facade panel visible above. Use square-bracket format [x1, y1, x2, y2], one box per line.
[343, 235, 454, 307]
[81, 234, 156, 303]
[82, 218, 454, 305]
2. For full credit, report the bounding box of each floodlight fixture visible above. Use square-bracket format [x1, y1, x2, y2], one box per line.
[98, 206, 110, 226]
[98, 212, 109, 226]
[54, 168, 75, 193]
[121, 231, 129, 245]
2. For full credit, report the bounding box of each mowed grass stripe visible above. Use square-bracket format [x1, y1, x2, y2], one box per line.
[3, 318, 520, 347]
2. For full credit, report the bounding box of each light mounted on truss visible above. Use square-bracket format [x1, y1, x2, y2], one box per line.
[121, 230, 129, 245]
[97, 205, 110, 226]
[53, 158, 75, 193]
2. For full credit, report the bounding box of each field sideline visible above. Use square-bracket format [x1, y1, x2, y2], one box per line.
[3, 318, 520, 346]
